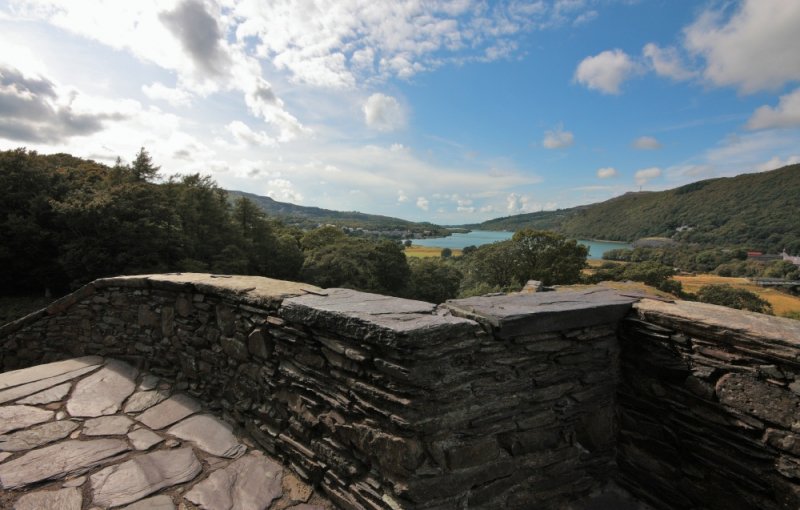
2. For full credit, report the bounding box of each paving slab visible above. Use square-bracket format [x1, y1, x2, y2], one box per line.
[13, 487, 82, 510]
[0, 356, 103, 391]
[185, 452, 284, 510]
[124, 389, 169, 413]
[84, 415, 135, 436]
[0, 420, 79, 452]
[0, 405, 54, 434]
[123, 494, 176, 510]
[0, 364, 99, 405]
[67, 360, 138, 417]
[0, 438, 129, 489]
[136, 393, 201, 429]
[167, 414, 246, 458]
[128, 428, 164, 450]
[16, 382, 72, 405]
[90, 446, 202, 507]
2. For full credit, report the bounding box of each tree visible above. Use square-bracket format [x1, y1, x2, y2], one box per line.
[406, 258, 462, 303]
[510, 229, 588, 286]
[130, 148, 160, 182]
[440, 247, 452, 258]
[696, 284, 773, 314]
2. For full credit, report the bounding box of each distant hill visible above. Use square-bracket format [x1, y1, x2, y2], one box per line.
[226, 190, 448, 236]
[468, 164, 800, 253]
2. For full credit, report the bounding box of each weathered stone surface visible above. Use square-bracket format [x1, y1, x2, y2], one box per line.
[16, 382, 72, 405]
[84, 415, 134, 436]
[0, 364, 100, 404]
[445, 289, 636, 337]
[123, 494, 175, 510]
[716, 373, 800, 428]
[0, 452, 11, 462]
[0, 439, 129, 489]
[136, 393, 201, 429]
[282, 288, 476, 340]
[167, 414, 246, 458]
[0, 420, 79, 451]
[62, 475, 86, 488]
[138, 374, 159, 391]
[185, 453, 283, 510]
[283, 472, 313, 505]
[66, 360, 138, 417]
[0, 405, 53, 434]
[128, 428, 164, 450]
[0, 356, 103, 391]
[13, 487, 82, 510]
[123, 389, 169, 413]
[90, 447, 202, 507]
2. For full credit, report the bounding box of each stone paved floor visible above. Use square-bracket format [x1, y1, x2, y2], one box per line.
[0, 356, 334, 510]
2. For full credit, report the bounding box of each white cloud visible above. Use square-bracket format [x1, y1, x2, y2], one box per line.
[634, 167, 661, 186]
[642, 43, 695, 81]
[542, 125, 574, 149]
[416, 196, 429, 211]
[266, 178, 303, 203]
[363, 93, 405, 132]
[632, 136, 662, 150]
[756, 155, 800, 172]
[747, 88, 800, 130]
[226, 120, 276, 147]
[142, 82, 193, 106]
[596, 167, 617, 179]
[397, 189, 408, 203]
[683, 0, 800, 93]
[574, 49, 636, 94]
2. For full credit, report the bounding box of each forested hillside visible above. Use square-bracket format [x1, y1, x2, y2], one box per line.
[473, 165, 800, 253]
[227, 190, 448, 236]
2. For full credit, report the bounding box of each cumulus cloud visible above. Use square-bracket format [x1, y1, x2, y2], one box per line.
[596, 167, 617, 179]
[747, 88, 800, 130]
[642, 43, 695, 81]
[542, 125, 574, 149]
[757, 155, 800, 173]
[0, 64, 124, 143]
[574, 49, 636, 94]
[397, 189, 408, 203]
[634, 167, 662, 186]
[632, 136, 662, 150]
[226, 120, 276, 147]
[684, 0, 800, 93]
[266, 178, 303, 203]
[142, 82, 193, 106]
[159, 0, 231, 77]
[416, 196, 429, 211]
[244, 78, 309, 142]
[363, 93, 405, 132]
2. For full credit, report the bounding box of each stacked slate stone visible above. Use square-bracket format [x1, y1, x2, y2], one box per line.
[617, 299, 800, 510]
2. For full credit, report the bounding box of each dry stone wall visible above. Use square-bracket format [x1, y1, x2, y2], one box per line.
[0, 274, 635, 510]
[617, 299, 800, 510]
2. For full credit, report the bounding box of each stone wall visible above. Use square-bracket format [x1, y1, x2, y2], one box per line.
[0, 274, 634, 510]
[617, 299, 800, 510]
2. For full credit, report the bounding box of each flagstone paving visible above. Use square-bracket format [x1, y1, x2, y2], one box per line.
[0, 357, 332, 510]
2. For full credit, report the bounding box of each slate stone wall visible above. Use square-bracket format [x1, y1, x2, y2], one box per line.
[617, 299, 800, 510]
[0, 274, 634, 510]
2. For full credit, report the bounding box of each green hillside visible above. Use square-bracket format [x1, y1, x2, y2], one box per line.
[226, 190, 448, 236]
[471, 164, 800, 253]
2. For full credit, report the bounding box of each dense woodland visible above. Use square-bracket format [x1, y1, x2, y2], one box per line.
[0, 149, 586, 302]
[472, 164, 800, 254]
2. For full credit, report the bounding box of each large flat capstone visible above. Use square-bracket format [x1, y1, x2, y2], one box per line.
[0, 405, 53, 435]
[0, 438, 129, 489]
[167, 414, 246, 458]
[0, 420, 79, 452]
[90, 446, 202, 507]
[445, 288, 637, 337]
[0, 356, 103, 391]
[0, 364, 100, 405]
[12, 487, 82, 510]
[66, 360, 138, 417]
[136, 393, 201, 429]
[281, 288, 477, 343]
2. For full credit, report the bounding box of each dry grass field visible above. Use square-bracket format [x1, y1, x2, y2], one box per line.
[404, 246, 462, 258]
[675, 274, 800, 316]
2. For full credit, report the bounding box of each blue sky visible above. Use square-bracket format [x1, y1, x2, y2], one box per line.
[1, 0, 799, 223]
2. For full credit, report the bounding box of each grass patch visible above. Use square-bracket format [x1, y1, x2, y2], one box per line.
[674, 275, 800, 316]
[404, 246, 462, 258]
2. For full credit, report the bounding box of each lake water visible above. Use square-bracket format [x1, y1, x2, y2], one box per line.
[411, 230, 631, 259]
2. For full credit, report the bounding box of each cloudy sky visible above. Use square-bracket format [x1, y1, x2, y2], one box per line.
[1, 0, 799, 223]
